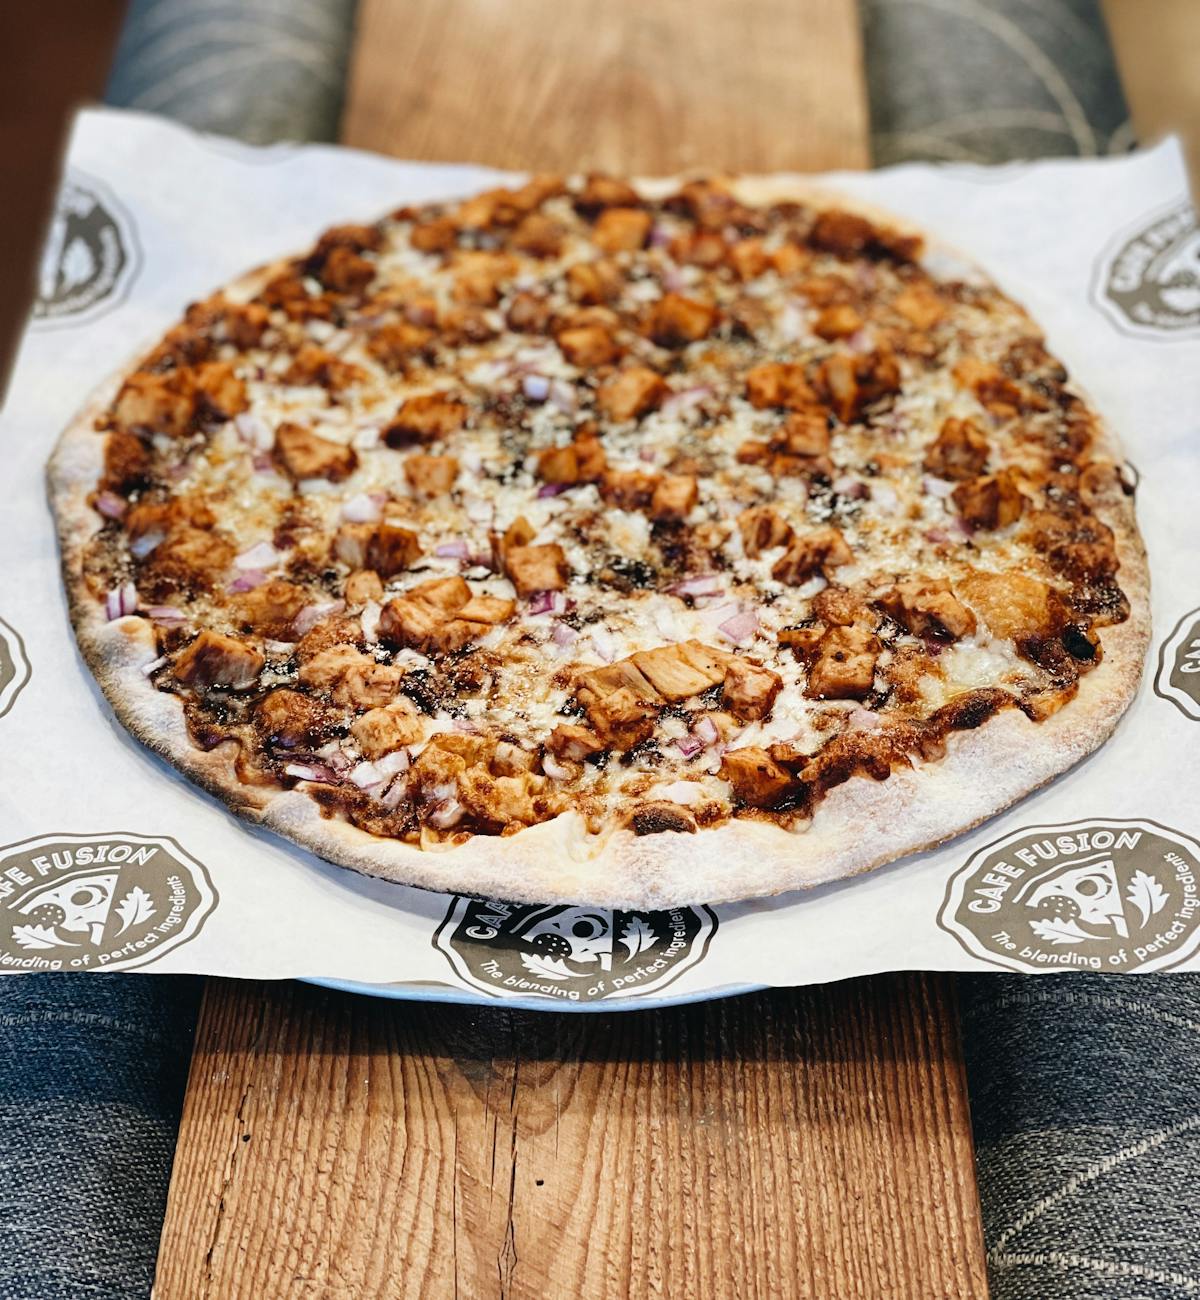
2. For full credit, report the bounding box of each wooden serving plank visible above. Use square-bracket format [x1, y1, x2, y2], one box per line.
[155, 1, 989, 1294]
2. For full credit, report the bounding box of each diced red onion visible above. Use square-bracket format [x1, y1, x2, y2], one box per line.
[527, 590, 561, 615]
[104, 582, 138, 621]
[922, 475, 955, 499]
[252, 452, 276, 473]
[537, 482, 568, 498]
[234, 412, 273, 450]
[145, 604, 186, 624]
[467, 550, 494, 570]
[405, 300, 437, 327]
[638, 446, 657, 463]
[649, 223, 672, 248]
[380, 775, 409, 809]
[227, 570, 267, 593]
[833, 476, 868, 500]
[923, 528, 950, 544]
[669, 574, 723, 599]
[718, 608, 758, 645]
[284, 762, 336, 783]
[951, 516, 975, 539]
[95, 491, 127, 519]
[848, 707, 882, 732]
[589, 626, 617, 662]
[453, 717, 480, 733]
[129, 530, 164, 560]
[675, 734, 704, 759]
[428, 797, 465, 829]
[871, 482, 899, 511]
[265, 639, 295, 655]
[522, 374, 550, 402]
[548, 380, 576, 413]
[341, 492, 383, 524]
[140, 655, 167, 677]
[435, 539, 471, 559]
[660, 385, 713, 418]
[234, 540, 279, 570]
[662, 267, 687, 292]
[776, 303, 807, 343]
[552, 622, 577, 648]
[349, 760, 383, 790]
[847, 328, 876, 355]
[376, 750, 410, 778]
[542, 753, 573, 781]
[292, 599, 345, 637]
[694, 716, 720, 746]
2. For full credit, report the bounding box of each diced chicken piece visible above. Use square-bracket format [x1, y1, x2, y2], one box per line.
[112, 370, 194, 437]
[232, 579, 308, 639]
[296, 645, 402, 708]
[344, 570, 384, 606]
[810, 209, 921, 261]
[284, 345, 365, 392]
[370, 523, 423, 577]
[318, 245, 374, 293]
[352, 699, 424, 759]
[565, 260, 622, 305]
[814, 350, 901, 423]
[453, 188, 519, 229]
[315, 222, 383, 256]
[506, 543, 569, 597]
[885, 643, 940, 702]
[409, 215, 457, 253]
[812, 586, 872, 627]
[295, 615, 363, 662]
[493, 516, 535, 571]
[1022, 510, 1118, 579]
[366, 321, 436, 372]
[597, 366, 667, 422]
[627, 802, 698, 835]
[492, 741, 539, 776]
[645, 293, 717, 348]
[650, 474, 697, 521]
[404, 453, 459, 497]
[451, 251, 515, 306]
[439, 305, 498, 345]
[771, 526, 854, 584]
[771, 243, 809, 278]
[891, 285, 945, 330]
[805, 624, 881, 700]
[456, 768, 553, 833]
[557, 324, 619, 368]
[573, 431, 607, 481]
[593, 207, 653, 253]
[377, 576, 485, 654]
[923, 417, 989, 481]
[729, 238, 770, 281]
[879, 577, 976, 641]
[721, 658, 783, 721]
[410, 576, 472, 613]
[537, 443, 581, 484]
[738, 506, 793, 558]
[384, 393, 468, 447]
[579, 685, 656, 750]
[953, 358, 1024, 414]
[256, 689, 331, 750]
[506, 291, 552, 332]
[669, 230, 728, 268]
[577, 174, 642, 212]
[577, 657, 658, 703]
[457, 594, 516, 625]
[174, 630, 263, 690]
[957, 570, 1067, 647]
[143, 528, 234, 593]
[296, 645, 367, 694]
[546, 723, 605, 762]
[191, 361, 247, 420]
[631, 643, 725, 701]
[779, 410, 830, 457]
[719, 747, 794, 809]
[333, 522, 374, 570]
[101, 431, 151, 494]
[274, 422, 358, 482]
[778, 625, 824, 658]
[599, 467, 660, 510]
[814, 304, 863, 340]
[510, 213, 565, 258]
[952, 469, 1024, 530]
[744, 362, 816, 411]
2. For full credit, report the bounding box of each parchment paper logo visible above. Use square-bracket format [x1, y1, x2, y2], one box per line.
[434, 898, 717, 1002]
[33, 173, 140, 328]
[0, 834, 216, 973]
[1094, 199, 1200, 338]
[940, 819, 1200, 973]
[1156, 607, 1200, 721]
[0, 618, 31, 720]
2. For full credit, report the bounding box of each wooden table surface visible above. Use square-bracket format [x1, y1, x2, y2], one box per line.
[154, 2, 989, 1295]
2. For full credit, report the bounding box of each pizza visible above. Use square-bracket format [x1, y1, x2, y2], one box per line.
[48, 173, 1150, 907]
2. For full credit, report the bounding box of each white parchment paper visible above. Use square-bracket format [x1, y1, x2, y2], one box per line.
[0, 108, 1197, 1005]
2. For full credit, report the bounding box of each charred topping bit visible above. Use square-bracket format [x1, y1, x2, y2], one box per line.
[89, 172, 1132, 845]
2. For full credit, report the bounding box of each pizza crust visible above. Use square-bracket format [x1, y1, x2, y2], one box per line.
[47, 181, 1152, 908]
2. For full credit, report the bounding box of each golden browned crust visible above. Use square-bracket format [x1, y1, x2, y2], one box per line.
[47, 181, 1151, 907]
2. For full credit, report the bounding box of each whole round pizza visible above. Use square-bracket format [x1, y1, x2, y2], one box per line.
[48, 173, 1149, 907]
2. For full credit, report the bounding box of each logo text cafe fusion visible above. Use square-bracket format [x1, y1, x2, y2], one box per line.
[940, 820, 1200, 974]
[1095, 199, 1200, 339]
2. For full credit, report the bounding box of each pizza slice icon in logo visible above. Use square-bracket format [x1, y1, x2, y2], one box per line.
[17, 872, 122, 947]
[434, 897, 717, 1002]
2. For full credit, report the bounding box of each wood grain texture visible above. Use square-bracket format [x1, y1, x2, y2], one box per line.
[155, 976, 987, 1299]
[341, 0, 870, 174]
[156, 2, 987, 1294]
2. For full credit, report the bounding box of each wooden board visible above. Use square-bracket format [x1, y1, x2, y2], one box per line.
[155, 1, 989, 1295]
[155, 976, 986, 1299]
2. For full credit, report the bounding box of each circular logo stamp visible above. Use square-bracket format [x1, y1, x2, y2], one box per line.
[0, 833, 217, 973]
[940, 819, 1200, 973]
[433, 898, 717, 1003]
[1155, 607, 1200, 722]
[0, 617, 30, 721]
[1093, 198, 1200, 339]
[33, 172, 140, 329]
